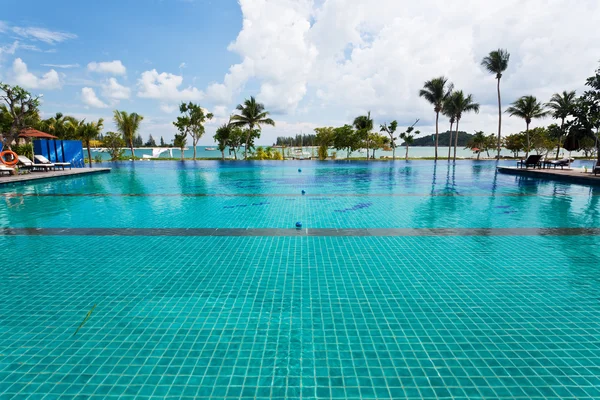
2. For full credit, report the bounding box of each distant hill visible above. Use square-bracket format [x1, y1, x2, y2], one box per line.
[401, 131, 474, 147]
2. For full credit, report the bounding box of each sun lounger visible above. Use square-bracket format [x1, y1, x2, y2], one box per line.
[517, 155, 543, 169]
[593, 161, 600, 176]
[543, 158, 574, 169]
[18, 155, 55, 171]
[0, 165, 14, 176]
[35, 155, 71, 170]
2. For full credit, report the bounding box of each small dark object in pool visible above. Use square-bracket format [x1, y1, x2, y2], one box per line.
[296, 221, 302, 228]
[301, 190, 306, 195]
[298, 168, 302, 172]
[495, 205, 511, 209]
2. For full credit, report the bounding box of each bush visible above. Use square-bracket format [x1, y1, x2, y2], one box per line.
[12, 143, 33, 159]
[318, 144, 328, 160]
[94, 154, 103, 164]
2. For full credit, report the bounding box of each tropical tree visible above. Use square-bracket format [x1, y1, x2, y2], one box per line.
[230, 97, 275, 159]
[173, 102, 213, 160]
[79, 118, 104, 168]
[37, 112, 69, 139]
[449, 91, 480, 160]
[315, 127, 335, 160]
[481, 49, 510, 158]
[65, 116, 85, 140]
[0, 83, 41, 149]
[102, 131, 125, 161]
[419, 76, 453, 160]
[546, 90, 576, 158]
[333, 125, 359, 159]
[506, 96, 549, 158]
[173, 133, 187, 160]
[227, 127, 245, 160]
[503, 133, 526, 158]
[442, 96, 457, 160]
[368, 133, 389, 160]
[113, 110, 144, 160]
[466, 131, 487, 160]
[380, 120, 399, 160]
[353, 111, 374, 159]
[400, 127, 419, 160]
[214, 123, 231, 160]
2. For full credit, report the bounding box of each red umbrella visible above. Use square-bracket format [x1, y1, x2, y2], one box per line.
[19, 129, 58, 139]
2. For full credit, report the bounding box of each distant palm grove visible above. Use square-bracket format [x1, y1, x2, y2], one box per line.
[2, 49, 600, 162]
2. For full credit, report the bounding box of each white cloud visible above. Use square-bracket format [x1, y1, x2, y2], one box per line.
[41, 63, 80, 68]
[0, 21, 7, 33]
[11, 58, 62, 89]
[81, 87, 108, 108]
[102, 77, 131, 100]
[0, 41, 19, 62]
[159, 103, 177, 113]
[87, 60, 126, 75]
[205, 0, 600, 139]
[137, 69, 204, 101]
[179, 62, 187, 69]
[12, 26, 77, 44]
[212, 105, 228, 118]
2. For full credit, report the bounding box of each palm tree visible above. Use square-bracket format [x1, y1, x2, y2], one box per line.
[214, 123, 231, 160]
[230, 97, 275, 159]
[481, 49, 510, 158]
[65, 116, 84, 140]
[79, 119, 104, 168]
[353, 112, 374, 160]
[419, 77, 453, 160]
[449, 91, 480, 161]
[113, 110, 144, 160]
[506, 96, 549, 158]
[442, 97, 457, 160]
[546, 90, 576, 158]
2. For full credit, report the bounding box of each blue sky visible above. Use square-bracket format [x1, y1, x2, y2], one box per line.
[2, 0, 600, 145]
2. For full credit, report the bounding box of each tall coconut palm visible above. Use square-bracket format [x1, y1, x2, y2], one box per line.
[113, 110, 144, 160]
[506, 96, 549, 158]
[546, 90, 576, 158]
[449, 91, 480, 161]
[442, 96, 457, 160]
[419, 77, 453, 160]
[230, 97, 275, 159]
[65, 116, 85, 140]
[481, 49, 510, 158]
[79, 119, 104, 168]
[353, 111, 374, 160]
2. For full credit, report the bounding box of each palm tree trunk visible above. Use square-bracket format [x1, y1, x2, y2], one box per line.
[434, 111, 439, 160]
[87, 145, 92, 168]
[556, 118, 565, 159]
[405, 144, 409, 160]
[496, 77, 502, 159]
[392, 144, 395, 160]
[180, 147, 184, 160]
[525, 122, 530, 159]
[129, 138, 135, 160]
[366, 133, 369, 161]
[193, 138, 197, 160]
[221, 150, 225, 160]
[447, 121, 454, 160]
[453, 119, 460, 161]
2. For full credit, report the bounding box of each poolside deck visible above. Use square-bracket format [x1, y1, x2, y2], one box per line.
[0, 167, 110, 186]
[498, 166, 600, 186]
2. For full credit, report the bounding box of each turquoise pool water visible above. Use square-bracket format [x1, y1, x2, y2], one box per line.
[1, 161, 600, 399]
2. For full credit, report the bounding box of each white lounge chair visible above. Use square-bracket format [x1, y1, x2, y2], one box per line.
[35, 155, 71, 170]
[0, 165, 14, 176]
[18, 155, 55, 171]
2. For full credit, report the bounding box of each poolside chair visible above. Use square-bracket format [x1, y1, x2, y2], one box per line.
[517, 154, 543, 169]
[35, 155, 71, 170]
[0, 165, 14, 176]
[543, 157, 574, 170]
[18, 155, 55, 171]
[593, 161, 600, 176]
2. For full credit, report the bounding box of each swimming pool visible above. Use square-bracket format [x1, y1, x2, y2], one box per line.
[1, 161, 600, 399]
